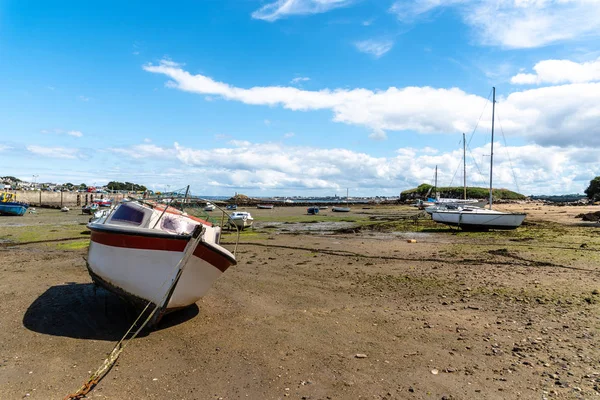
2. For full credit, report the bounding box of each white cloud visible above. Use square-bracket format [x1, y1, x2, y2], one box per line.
[251, 0, 354, 22]
[41, 129, 83, 138]
[108, 144, 175, 159]
[291, 76, 311, 84]
[229, 140, 252, 147]
[283, 132, 295, 138]
[264, 119, 272, 126]
[79, 95, 90, 102]
[26, 145, 82, 159]
[512, 58, 600, 85]
[0, 145, 12, 152]
[106, 140, 600, 195]
[143, 60, 600, 147]
[354, 39, 394, 57]
[390, 0, 600, 49]
[143, 138, 152, 143]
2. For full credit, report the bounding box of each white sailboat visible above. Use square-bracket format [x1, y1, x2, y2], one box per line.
[431, 87, 526, 230]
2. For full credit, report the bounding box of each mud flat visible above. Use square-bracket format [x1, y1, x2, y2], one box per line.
[1, 205, 600, 399]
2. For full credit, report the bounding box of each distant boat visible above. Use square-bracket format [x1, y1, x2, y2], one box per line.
[204, 202, 216, 211]
[228, 211, 254, 230]
[431, 87, 526, 230]
[318, 205, 328, 210]
[226, 204, 237, 210]
[332, 206, 350, 212]
[93, 198, 112, 208]
[82, 203, 99, 215]
[307, 207, 319, 215]
[257, 204, 274, 209]
[0, 192, 29, 216]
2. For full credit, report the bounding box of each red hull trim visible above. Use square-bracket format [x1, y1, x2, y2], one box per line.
[90, 229, 235, 272]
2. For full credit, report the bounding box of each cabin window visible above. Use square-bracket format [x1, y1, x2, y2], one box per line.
[111, 204, 145, 225]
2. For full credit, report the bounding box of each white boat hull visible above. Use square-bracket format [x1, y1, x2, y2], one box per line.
[229, 217, 253, 230]
[431, 209, 526, 230]
[87, 226, 236, 311]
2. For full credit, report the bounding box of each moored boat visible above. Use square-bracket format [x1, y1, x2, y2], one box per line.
[0, 192, 29, 216]
[430, 87, 526, 230]
[82, 203, 99, 214]
[228, 211, 254, 230]
[332, 206, 350, 212]
[307, 207, 319, 215]
[86, 199, 236, 322]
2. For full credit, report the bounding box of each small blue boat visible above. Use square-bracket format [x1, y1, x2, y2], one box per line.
[0, 192, 29, 216]
[307, 207, 319, 215]
[226, 204, 237, 210]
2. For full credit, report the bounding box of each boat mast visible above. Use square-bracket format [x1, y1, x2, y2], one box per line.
[434, 165, 438, 199]
[463, 133, 467, 200]
[489, 87, 496, 210]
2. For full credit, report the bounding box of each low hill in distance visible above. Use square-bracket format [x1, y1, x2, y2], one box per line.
[401, 183, 526, 200]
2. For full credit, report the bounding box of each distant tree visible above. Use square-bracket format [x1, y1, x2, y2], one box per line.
[585, 177, 600, 201]
[79, 183, 87, 189]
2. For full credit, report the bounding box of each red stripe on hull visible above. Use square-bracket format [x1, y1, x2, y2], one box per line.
[90, 229, 234, 272]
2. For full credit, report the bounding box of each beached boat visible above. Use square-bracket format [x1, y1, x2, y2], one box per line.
[86, 200, 236, 320]
[257, 204, 274, 209]
[82, 203, 99, 215]
[61, 206, 70, 212]
[332, 206, 350, 212]
[226, 204, 237, 210]
[228, 211, 254, 230]
[318, 205, 328, 210]
[93, 199, 113, 208]
[307, 207, 319, 215]
[0, 192, 29, 216]
[431, 88, 526, 230]
[204, 202, 216, 211]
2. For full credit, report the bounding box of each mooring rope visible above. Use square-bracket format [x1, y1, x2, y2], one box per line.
[63, 225, 205, 400]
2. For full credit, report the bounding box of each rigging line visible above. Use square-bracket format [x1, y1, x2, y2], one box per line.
[448, 88, 493, 190]
[495, 110, 521, 194]
[466, 88, 493, 149]
[467, 145, 487, 186]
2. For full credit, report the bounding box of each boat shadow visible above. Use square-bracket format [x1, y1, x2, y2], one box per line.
[23, 283, 199, 341]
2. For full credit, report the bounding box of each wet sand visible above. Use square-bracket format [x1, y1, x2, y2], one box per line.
[1, 204, 600, 399]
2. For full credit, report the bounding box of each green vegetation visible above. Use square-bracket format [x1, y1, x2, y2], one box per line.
[585, 176, 600, 201]
[401, 183, 526, 200]
[107, 181, 147, 192]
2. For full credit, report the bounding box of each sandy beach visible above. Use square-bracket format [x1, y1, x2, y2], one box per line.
[1, 203, 600, 399]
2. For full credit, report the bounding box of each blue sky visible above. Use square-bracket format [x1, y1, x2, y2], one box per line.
[1, 0, 600, 196]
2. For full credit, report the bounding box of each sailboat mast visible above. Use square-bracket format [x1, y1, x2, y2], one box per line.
[463, 133, 467, 200]
[434, 165, 438, 199]
[489, 87, 496, 210]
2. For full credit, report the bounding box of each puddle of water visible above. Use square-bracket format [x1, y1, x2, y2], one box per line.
[254, 221, 356, 234]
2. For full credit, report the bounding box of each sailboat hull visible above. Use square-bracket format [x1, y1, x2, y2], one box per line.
[431, 209, 526, 230]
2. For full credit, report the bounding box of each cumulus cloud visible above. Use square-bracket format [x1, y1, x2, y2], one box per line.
[512, 58, 600, 85]
[67, 130, 83, 137]
[390, 0, 600, 49]
[26, 145, 82, 159]
[144, 60, 600, 147]
[354, 39, 394, 57]
[107, 140, 600, 194]
[252, 0, 354, 22]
